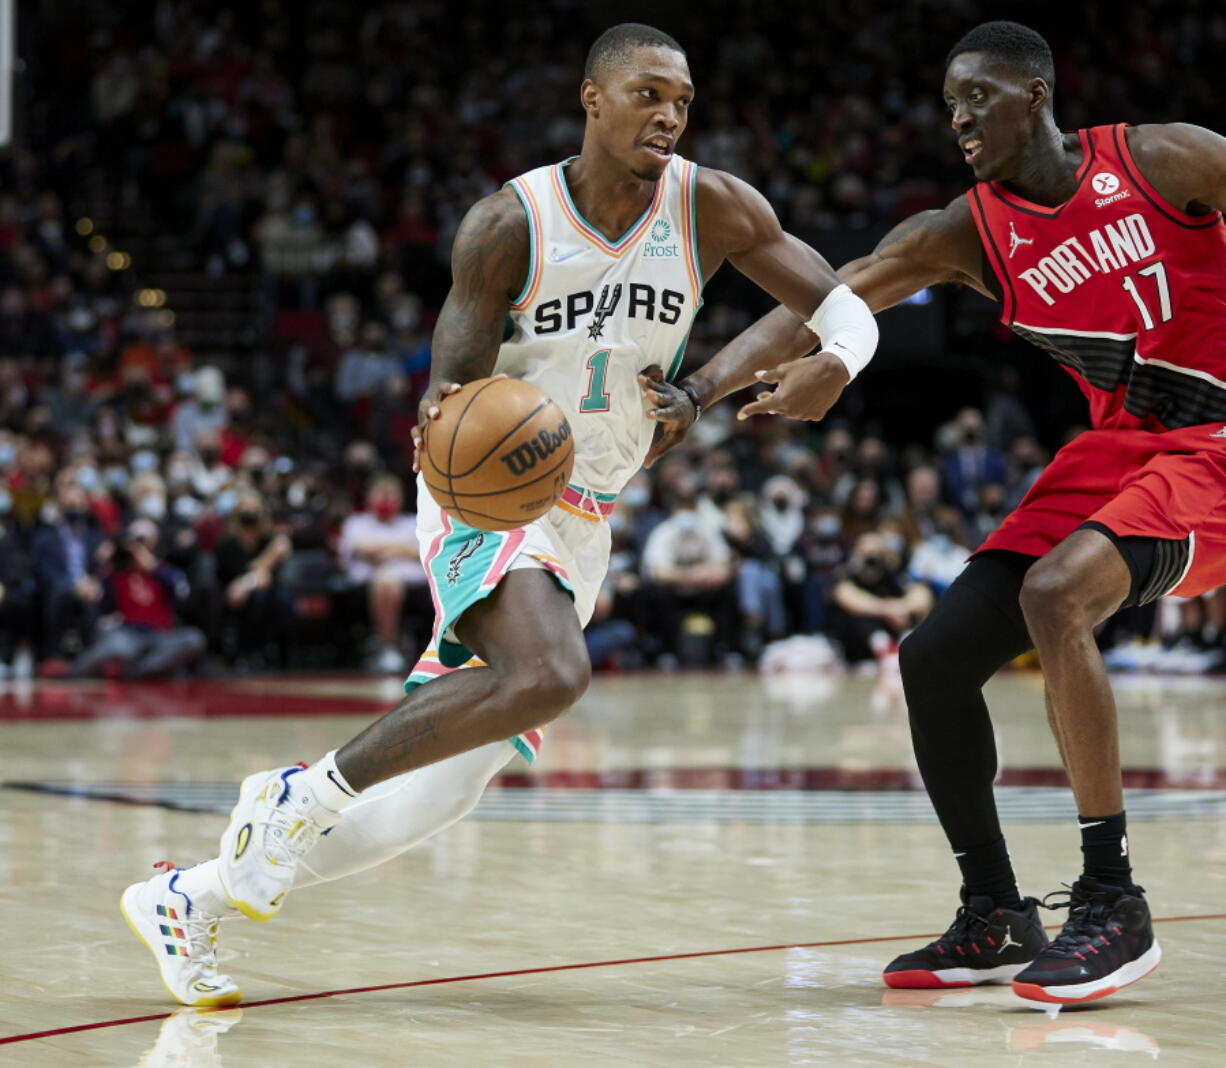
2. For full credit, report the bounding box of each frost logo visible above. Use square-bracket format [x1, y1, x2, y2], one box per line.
[651, 219, 672, 242]
[1092, 172, 1120, 195]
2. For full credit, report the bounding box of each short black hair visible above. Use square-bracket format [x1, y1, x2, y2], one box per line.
[584, 23, 685, 83]
[946, 20, 1055, 89]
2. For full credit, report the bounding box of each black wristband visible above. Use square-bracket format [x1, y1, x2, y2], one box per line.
[678, 381, 702, 421]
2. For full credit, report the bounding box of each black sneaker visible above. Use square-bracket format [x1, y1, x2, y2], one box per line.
[883, 891, 1049, 988]
[1012, 877, 1161, 1004]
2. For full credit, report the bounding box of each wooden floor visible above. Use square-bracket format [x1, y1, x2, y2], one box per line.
[2, 668, 1225, 1065]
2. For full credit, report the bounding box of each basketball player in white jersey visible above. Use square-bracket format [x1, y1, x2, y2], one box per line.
[120, 22, 878, 1006]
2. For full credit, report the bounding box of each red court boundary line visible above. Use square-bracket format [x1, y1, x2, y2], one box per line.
[4, 912, 1224, 1047]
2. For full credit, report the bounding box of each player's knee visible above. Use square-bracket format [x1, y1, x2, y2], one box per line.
[898, 621, 948, 692]
[1018, 562, 1085, 632]
[507, 650, 590, 723]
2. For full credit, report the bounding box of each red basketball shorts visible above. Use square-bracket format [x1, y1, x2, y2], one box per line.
[977, 423, 1226, 599]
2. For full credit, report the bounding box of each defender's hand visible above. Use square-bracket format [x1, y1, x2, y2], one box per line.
[736, 351, 851, 422]
[638, 364, 697, 468]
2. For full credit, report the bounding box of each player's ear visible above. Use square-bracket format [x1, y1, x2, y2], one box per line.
[1028, 77, 1049, 113]
[580, 78, 601, 119]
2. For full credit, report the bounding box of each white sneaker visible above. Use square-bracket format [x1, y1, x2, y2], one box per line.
[217, 766, 333, 921]
[120, 863, 241, 1007]
[373, 646, 407, 674]
[11, 647, 33, 679]
[138, 1006, 244, 1067]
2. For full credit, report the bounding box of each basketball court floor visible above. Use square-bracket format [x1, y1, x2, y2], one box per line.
[2, 666, 1224, 1065]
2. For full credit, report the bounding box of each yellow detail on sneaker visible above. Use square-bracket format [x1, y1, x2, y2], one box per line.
[232, 823, 252, 861]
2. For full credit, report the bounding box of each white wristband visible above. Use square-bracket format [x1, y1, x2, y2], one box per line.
[803, 284, 879, 381]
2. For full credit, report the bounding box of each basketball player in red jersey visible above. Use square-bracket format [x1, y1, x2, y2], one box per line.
[648, 21, 1226, 1004]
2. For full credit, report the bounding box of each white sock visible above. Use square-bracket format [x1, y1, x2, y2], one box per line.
[293, 740, 515, 888]
[293, 751, 360, 823]
[173, 859, 237, 918]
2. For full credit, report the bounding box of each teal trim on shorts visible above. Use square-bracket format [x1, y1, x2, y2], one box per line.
[425, 522, 517, 668]
[510, 736, 538, 763]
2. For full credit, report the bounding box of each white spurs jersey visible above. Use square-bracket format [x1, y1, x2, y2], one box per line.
[497, 154, 703, 508]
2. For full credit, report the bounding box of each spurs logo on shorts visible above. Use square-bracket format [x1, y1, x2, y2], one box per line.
[447, 534, 485, 586]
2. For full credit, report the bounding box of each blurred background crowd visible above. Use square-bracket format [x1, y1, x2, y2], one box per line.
[2, 0, 1225, 680]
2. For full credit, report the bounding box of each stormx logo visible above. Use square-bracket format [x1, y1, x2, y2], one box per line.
[1092, 171, 1130, 208]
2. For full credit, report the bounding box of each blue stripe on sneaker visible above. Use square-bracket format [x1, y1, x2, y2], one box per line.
[168, 870, 195, 918]
[278, 767, 303, 804]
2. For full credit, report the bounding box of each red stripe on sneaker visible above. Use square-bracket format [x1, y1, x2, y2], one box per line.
[883, 970, 972, 989]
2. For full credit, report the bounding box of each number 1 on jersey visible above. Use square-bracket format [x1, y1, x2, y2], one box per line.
[580, 348, 611, 413]
[1122, 262, 1172, 331]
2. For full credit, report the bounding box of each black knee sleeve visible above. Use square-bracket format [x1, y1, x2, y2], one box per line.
[900, 551, 1036, 849]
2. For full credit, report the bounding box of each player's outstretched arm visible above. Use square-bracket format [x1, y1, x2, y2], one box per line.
[639, 171, 877, 462]
[725, 195, 985, 422]
[412, 189, 529, 468]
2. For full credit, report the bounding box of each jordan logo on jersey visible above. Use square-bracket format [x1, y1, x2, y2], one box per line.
[1008, 221, 1034, 259]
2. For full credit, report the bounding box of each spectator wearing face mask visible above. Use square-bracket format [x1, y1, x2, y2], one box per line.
[171, 366, 228, 452]
[215, 490, 292, 666]
[128, 470, 169, 524]
[190, 430, 231, 498]
[642, 482, 738, 667]
[939, 407, 1007, 519]
[907, 505, 973, 597]
[0, 487, 37, 678]
[30, 479, 106, 662]
[74, 460, 121, 535]
[338, 474, 427, 674]
[831, 531, 933, 666]
[71, 518, 206, 678]
[45, 356, 97, 438]
[798, 504, 849, 634]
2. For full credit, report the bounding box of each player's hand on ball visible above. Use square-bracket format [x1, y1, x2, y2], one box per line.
[638, 364, 697, 468]
[736, 351, 851, 423]
[412, 377, 506, 473]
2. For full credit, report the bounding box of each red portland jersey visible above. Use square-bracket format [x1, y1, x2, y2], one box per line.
[968, 123, 1226, 431]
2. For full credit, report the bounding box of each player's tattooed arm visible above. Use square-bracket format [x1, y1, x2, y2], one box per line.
[413, 189, 528, 469]
[1127, 123, 1226, 215]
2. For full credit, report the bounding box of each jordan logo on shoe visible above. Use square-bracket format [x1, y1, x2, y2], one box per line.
[996, 926, 1023, 954]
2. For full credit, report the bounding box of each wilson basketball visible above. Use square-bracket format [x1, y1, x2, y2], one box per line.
[420, 377, 574, 531]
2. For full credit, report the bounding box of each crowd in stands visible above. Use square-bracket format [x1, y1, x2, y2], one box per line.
[3, 0, 1225, 678]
